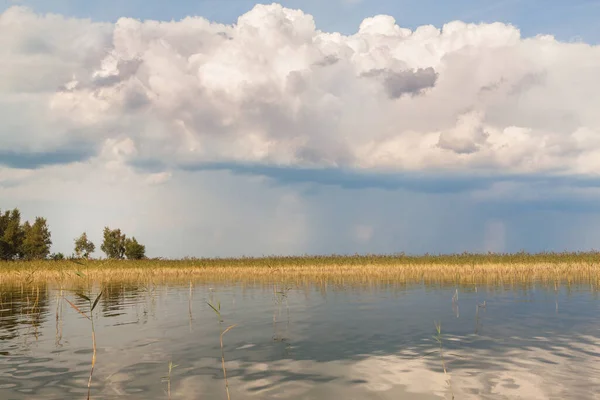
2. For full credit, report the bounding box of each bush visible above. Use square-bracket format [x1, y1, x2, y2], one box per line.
[125, 237, 146, 260]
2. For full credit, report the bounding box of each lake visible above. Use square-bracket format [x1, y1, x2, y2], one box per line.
[1, 279, 600, 399]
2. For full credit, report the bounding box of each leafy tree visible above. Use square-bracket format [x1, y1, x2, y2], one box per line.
[50, 252, 65, 260]
[124, 236, 146, 260]
[74, 232, 95, 259]
[100, 227, 126, 259]
[21, 217, 52, 259]
[0, 211, 8, 260]
[0, 208, 25, 260]
[20, 221, 31, 258]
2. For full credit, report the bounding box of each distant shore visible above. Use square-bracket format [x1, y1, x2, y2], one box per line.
[1, 252, 600, 286]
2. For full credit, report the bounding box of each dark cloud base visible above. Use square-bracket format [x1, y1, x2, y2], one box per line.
[178, 162, 600, 194]
[0, 147, 96, 169]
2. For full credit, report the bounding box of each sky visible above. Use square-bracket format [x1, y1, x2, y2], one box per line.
[1, 0, 600, 258]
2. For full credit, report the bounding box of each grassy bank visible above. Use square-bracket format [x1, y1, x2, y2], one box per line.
[1, 251, 600, 287]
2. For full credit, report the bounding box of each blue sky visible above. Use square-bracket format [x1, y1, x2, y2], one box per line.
[2, 0, 600, 43]
[1, 1, 600, 257]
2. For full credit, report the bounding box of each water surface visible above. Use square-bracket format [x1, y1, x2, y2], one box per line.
[1, 279, 599, 399]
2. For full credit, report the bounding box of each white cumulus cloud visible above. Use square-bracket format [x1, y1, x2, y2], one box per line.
[0, 3, 598, 180]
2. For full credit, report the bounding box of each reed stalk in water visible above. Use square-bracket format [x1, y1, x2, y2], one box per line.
[63, 272, 103, 400]
[161, 361, 178, 399]
[208, 295, 237, 400]
[220, 324, 237, 400]
[434, 321, 454, 400]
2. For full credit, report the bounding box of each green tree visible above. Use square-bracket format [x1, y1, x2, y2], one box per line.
[21, 217, 52, 259]
[20, 221, 31, 258]
[74, 232, 96, 259]
[124, 236, 146, 260]
[100, 227, 126, 259]
[0, 208, 25, 260]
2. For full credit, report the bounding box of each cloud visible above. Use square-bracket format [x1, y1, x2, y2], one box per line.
[437, 111, 488, 154]
[144, 171, 171, 185]
[177, 161, 600, 194]
[0, 147, 96, 169]
[0, 3, 598, 187]
[361, 67, 438, 98]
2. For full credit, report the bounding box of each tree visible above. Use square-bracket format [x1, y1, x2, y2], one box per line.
[124, 236, 146, 260]
[21, 217, 52, 259]
[100, 227, 126, 259]
[0, 208, 25, 260]
[20, 221, 31, 258]
[50, 252, 65, 260]
[74, 232, 96, 259]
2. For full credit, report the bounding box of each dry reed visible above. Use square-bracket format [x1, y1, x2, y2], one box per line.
[0, 252, 599, 289]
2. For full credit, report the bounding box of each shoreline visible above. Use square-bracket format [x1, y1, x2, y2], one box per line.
[1, 252, 599, 286]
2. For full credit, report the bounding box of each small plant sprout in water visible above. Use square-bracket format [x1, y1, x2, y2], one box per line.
[272, 284, 291, 342]
[475, 300, 486, 334]
[63, 270, 103, 400]
[451, 289, 459, 318]
[161, 360, 178, 400]
[188, 281, 193, 332]
[273, 284, 291, 305]
[207, 299, 223, 322]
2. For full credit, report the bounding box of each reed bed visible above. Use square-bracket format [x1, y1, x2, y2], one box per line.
[0, 252, 599, 288]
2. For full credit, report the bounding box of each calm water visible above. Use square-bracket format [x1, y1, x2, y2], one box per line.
[1, 280, 600, 399]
